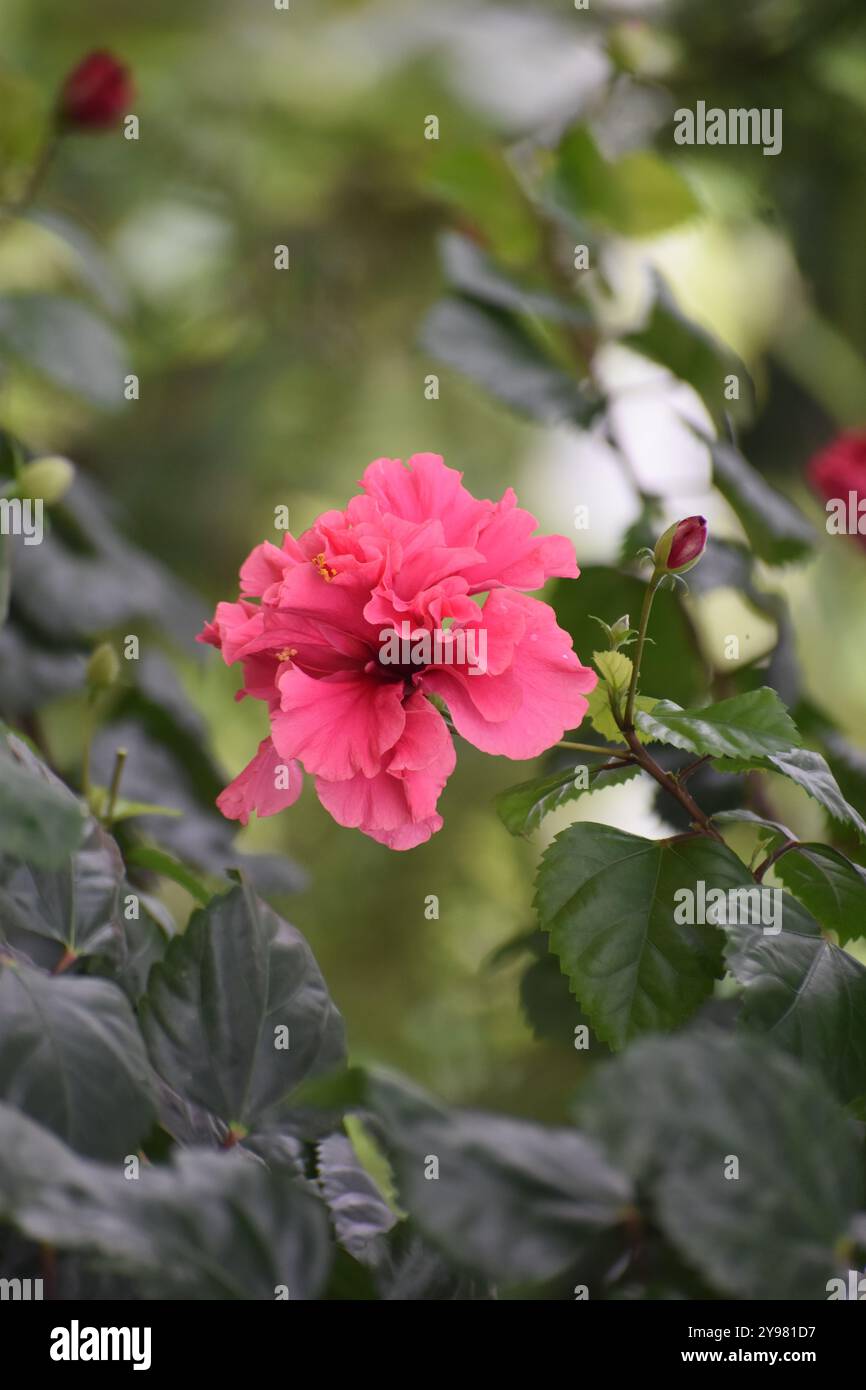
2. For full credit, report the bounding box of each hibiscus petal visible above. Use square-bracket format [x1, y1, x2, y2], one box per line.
[273, 667, 406, 779]
[216, 737, 303, 826]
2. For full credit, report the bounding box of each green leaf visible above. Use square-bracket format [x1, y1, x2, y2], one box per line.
[635, 687, 802, 760]
[0, 294, 128, 410]
[0, 729, 86, 868]
[716, 747, 866, 843]
[420, 296, 599, 426]
[710, 439, 815, 563]
[495, 758, 640, 836]
[723, 893, 866, 1104]
[0, 1103, 332, 1299]
[773, 843, 866, 945]
[424, 146, 541, 264]
[139, 883, 346, 1136]
[333, 1068, 632, 1288]
[576, 1031, 862, 1300]
[0, 962, 155, 1159]
[552, 566, 707, 708]
[623, 274, 750, 424]
[125, 843, 214, 905]
[555, 128, 700, 237]
[315, 1131, 397, 1265]
[439, 231, 588, 326]
[535, 825, 750, 1048]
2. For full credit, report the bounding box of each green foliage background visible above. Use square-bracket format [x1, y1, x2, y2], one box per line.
[3, 0, 866, 1131]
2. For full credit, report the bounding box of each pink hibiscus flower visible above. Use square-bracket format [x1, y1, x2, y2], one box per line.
[199, 453, 596, 849]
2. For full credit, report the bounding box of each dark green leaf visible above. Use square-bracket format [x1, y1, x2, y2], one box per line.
[555, 127, 700, 237]
[576, 1031, 862, 1300]
[495, 758, 639, 836]
[421, 296, 598, 426]
[0, 1103, 331, 1299]
[724, 893, 866, 1104]
[710, 439, 815, 563]
[344, 1069, 632, 1287]
[139, 883, 346, 1135]
[439, 231, 589, 326]
[774, 843, 866, 944]
[716, 747, 866, 842]
[0, 728, 86, 868]
[635, 687, 802, 759]
[0, 962, 155, 1159]
[535, 825, 750, 1048]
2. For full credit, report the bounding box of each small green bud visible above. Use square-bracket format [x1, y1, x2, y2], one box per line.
[17, 456, 75, 506]
[86, 642, 120, 691]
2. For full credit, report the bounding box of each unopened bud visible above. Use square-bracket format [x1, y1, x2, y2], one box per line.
[653, 516, 708, 575]
[18, 456, 75, 506]
[86, 642, 119, 691]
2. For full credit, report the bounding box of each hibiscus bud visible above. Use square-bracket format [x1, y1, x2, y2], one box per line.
[57, 52, 133, 130]
[17, 456, 75, 506]
[653, 516, 708, 575]
[86, 642, 119, 691]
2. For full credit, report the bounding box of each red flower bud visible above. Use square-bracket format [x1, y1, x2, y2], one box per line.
[58, 52, 133, 130]
[654, 515, 708, 574]
[808, 431, 866, 551]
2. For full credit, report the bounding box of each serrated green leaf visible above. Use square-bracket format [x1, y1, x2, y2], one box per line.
[0, 962, 155, 1159]
[773, 843, 866, 944]
[723, 893, 866, 1104]
[716, 747, 866, 842]
[576, 1031, 862, 1300]
[534, 824, 750, 1048]
[495, 758, 639, 836]
[636, 687, 802, 760]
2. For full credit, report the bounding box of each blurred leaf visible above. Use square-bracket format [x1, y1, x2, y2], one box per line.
[710, 440, 815, 563]
[0, 728, 86, 868]
[0, 532, 10, 633]
[425, 145, 540, 264]
[635, 687, 802, 759]
[0, 962, 155, 1160]
[576, 1031, 862, 1300]
[623, 274, 750, 423]
[0, 1104, 331, 1299]
[535, 825, 749, 1048]
[140, 883, 346, 1136]
[439, 231, 589, 325]
[556, 128, 700, 237]
[724, 893, 866, 1104]
[421, 295, 599, 425]
[316, 1131, 397, 1266]
[329, 1068, 632, 1288]
[0, 294, 128, 410]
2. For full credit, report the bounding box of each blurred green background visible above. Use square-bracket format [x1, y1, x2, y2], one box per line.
[3, 0, 866, 1118]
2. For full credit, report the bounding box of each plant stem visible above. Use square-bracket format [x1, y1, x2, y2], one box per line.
[754, 837, 799, 883]
[0, 131, 60, 221]
[623, 729, 725, 843]
[105, 746, 127, 824]
[624, 571, 661, 731]
[556, 739, 632, 760]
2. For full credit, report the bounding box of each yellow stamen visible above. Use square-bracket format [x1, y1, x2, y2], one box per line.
[312, 552, 337, 582]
